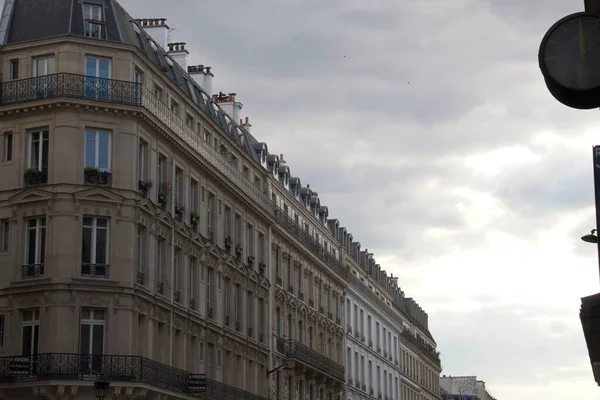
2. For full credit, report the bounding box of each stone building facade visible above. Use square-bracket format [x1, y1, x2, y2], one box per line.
[0, 0, 441, 399]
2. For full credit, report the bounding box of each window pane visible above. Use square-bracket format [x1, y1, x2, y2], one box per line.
[92, 324, 104, 354]
[96, 218, 107, 228]
[22, 325, 32, 355]
[27, 226, 36, 264]
[80, 324, 90, 354]
[86, 57, 97, 77]
[85, 131, 96, 167]
[98, 60, 110, 79]
[82, 226, 92, 264]
[96, 228, 107, 265]
[39, 225, 46, 264]
[98, 132, 109, 170]
[41, 133, 49, 170]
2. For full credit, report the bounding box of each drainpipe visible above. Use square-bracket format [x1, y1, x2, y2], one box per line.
[169, 158, 175, 367]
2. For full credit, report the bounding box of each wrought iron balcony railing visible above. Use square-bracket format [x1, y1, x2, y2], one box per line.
[0, 73, 273, 216]
[22, 264, 44, 279]
[274, 209, 348, 279]
[276, 338, 344, 382]
[0, 353, 268, 400]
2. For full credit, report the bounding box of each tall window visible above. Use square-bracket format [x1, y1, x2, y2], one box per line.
[173, 249, 182, 302]
[234, 284, 241, 330]
[28, 130, 49, 172]
[81, 217, 109, 278]
[206, 268, 213, 318]
[24, 218, 46, 278]
[207, 193, 215, 237]
[84, 57, 110, 99]
[157, 154, 167, 206]
[138, 139, 148, 183]
[21, 309, 39, 356]
[247, 224, 254, 258]
[276, 307, 281, 337]
[190, 179, 199, 213]
[85, 130, 110, 171]
[0, 219, 8, 252]
[224, 206, 231, 239]
[82, 3, 105, 38]
[175, 167, 184, 206]
[10, 59, 19, 80]
[135, 226, 145, 285]
[188, 257, 197, 309]
[258, 233, 265, 264]
[2, 132, 13, 162]
[156, 238, 165, 293]
[258, 298, 265, 342]
[80, 309, 105, 374]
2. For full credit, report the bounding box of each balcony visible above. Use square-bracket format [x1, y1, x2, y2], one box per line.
[84, 167, 112, 186]
[400, 329, 441, 367]
[81, 263, 108, 278]
[22, 264, 44, 279]
[0, 73, 274, 216]
[276, 338, 344, 382]
[0, 353, 268, 400]
[274, 209, 348, 279]
[24, 169, 48, 187]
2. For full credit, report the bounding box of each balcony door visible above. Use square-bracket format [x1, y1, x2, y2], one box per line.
[32, 56, 55, 99]
[84, 56, 110, 100]
[80, 309, 105, 375]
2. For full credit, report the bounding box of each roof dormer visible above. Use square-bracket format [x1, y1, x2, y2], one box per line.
[253, 142, 268, 168]
[319, 206, 329, 224]
[266, 154, 279, 176]
[289, 177, 301, 199]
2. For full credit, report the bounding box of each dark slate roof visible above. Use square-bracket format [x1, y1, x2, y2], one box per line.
[0, 0, 435, 341]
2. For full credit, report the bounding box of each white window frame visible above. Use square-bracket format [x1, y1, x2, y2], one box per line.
[32, 56, 54, 77]
[174, 249, 181, 293]
[0, 219, 8, 252]
[80, 308, 105, 373]
[28, 129, 49, 171]
[82, 217, 109, 267]
[138, 139, 148, 182]
[135, 225, 145, 274]
[84, 130, 111, 171]
[82, 3, 104, 38]
[2, 132, 13, 162]
[21, 309, 40, 356]
[24, 218, 45, 266]
[156, 238, 164, 284]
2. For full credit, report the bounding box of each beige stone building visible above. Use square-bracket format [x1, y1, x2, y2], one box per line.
[0, 0, 442, 400]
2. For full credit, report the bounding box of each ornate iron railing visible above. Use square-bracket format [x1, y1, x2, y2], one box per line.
[274, 209, 348, 279]
[276, 338, 344, 381]
[0, 73, 273, 216]
[0, 353, 269, 400]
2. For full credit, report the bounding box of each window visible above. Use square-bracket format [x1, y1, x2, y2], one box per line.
[80, 309, 105, 374]
[82, 3, 105, 39]
[84, 56, 110, 101]
[81, 217, 109, 278]
[190, 179, 199, 213]
[175, 167, 184, 206]
[170, 98, 179, 115]
[206, 268, 213, 317]
[186, 113, 194, 129]
[138, 139, 148, 184]
[247, 224, 254, 258]
[2, 132, 13, 162]
[21, 309, 39, 356]
[224, 206, 231, 239]
[157, 154, 167, 205]
[0, 315, 4, 348]
[258, 233, 265, 264]
[10, 59, 18, 80]
[258, 298, 265, 342]
[0, 219, 9, 252]
[154, 84, 163, 101]
[156, 238, 165, 293]
[28, 129, 49, 172]
[173, 249, 182, 302]
[189, 257, 197, 308]
[32, 56, 54, 77]
[85, 130, 110, 171]
[234, 284, 241, 330]
[207, 193, 215, 236]
[24, 218, 46, 278]
[135, 226, 146, 284]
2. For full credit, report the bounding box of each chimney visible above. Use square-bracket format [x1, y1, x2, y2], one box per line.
[241, 116, 252, 132]
[213, 91, 242, 122]
[279, 153, 284, 162]
[167, 42, 189, 69]
[138, 18, 169, 49]
[203, 67, 214, 96]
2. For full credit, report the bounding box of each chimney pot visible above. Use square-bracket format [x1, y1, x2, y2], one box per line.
[245, 116, 249, 124]
[280, 153, 284, 161]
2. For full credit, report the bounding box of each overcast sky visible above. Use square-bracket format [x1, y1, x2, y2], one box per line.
[119, 0, 600, 398]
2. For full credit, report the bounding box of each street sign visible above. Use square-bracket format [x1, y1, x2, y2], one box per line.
[188, 373, 207, 393]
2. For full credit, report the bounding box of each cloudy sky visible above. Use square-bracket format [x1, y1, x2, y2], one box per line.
[119, 0, 600, 398]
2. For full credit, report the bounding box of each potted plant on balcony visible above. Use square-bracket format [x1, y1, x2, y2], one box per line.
[190, 211, 199, 226]
[84, 166, 111, 185]
[235, 246, 243, 259]
[175, 204, 184, 220]
[24, 168, 46, 186]
[224, 236, 232, 252]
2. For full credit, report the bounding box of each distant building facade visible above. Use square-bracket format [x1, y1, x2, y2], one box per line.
[440, 376, 497, 400]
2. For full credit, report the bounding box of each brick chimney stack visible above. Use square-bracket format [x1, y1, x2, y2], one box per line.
[167, 42, 189, 69]
[137, 18, 169, 49]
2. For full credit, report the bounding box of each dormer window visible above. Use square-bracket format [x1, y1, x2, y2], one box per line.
[83, 3, 106, 39]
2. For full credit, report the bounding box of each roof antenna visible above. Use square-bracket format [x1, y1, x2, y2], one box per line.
[167, 28, 176, 42]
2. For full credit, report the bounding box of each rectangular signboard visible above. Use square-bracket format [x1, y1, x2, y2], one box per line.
[8, 357, 31, 377]
[188, 373, 206, 393]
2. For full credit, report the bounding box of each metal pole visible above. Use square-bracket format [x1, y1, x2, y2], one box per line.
[586, 0, 600, 15]
[592, 146, 600, 284]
